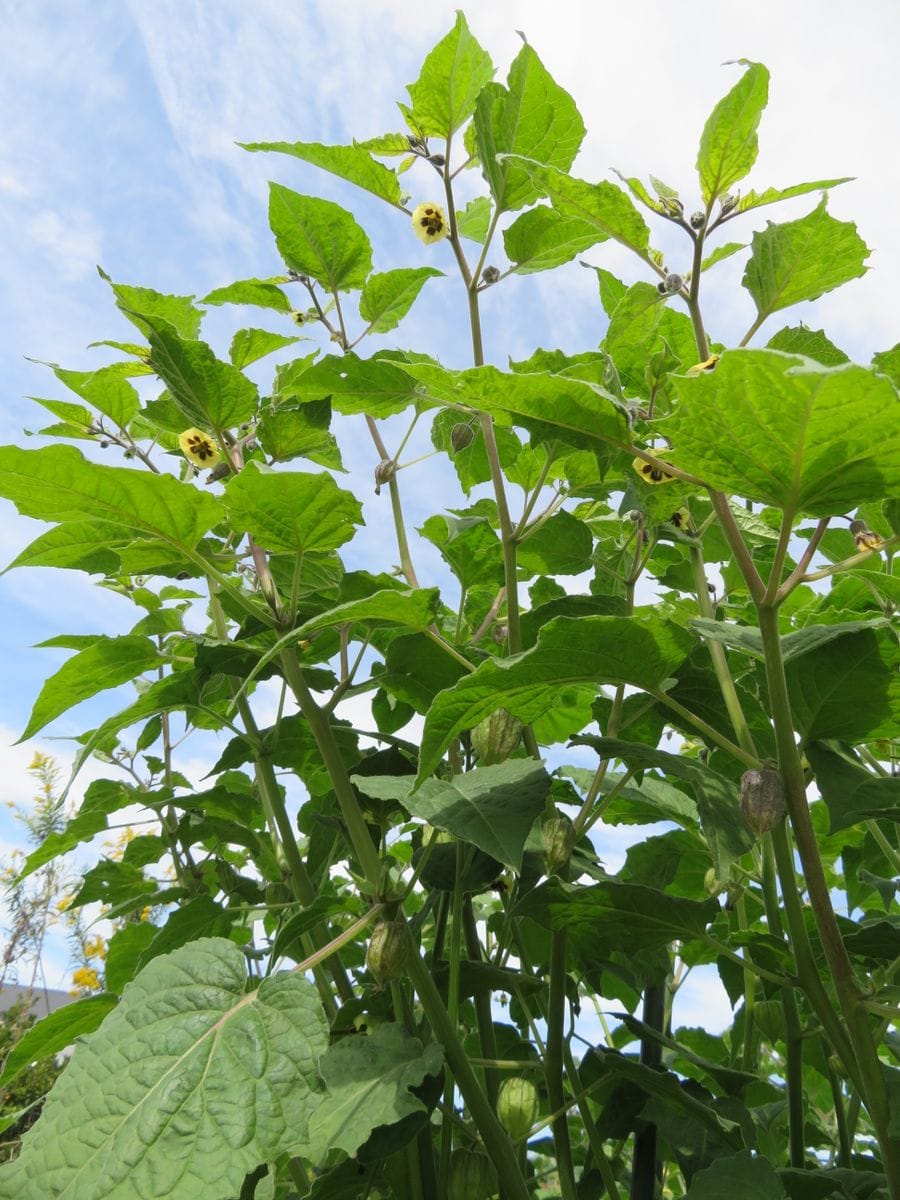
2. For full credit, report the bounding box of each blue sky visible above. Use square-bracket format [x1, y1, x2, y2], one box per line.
[1, 0, 897, 1005]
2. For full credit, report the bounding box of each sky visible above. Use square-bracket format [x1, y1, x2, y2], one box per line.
[0, 0, 897, 1015]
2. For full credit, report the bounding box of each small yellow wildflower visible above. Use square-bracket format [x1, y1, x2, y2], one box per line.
[411, 202, 448, 245]
[71, 966, 101, 992]
[83, 935, 107, 961]
[178, 427, 220, 467]
[632, 455, 676, 485]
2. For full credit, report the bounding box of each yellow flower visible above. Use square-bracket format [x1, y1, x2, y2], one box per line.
[71, 966, 101, 992]
[411, 202, 448, 245]
[84, 935, 107, 961]
[632, 455, 676, 485]
[686, 354, 720, 376]
[178, 427, 220, 467]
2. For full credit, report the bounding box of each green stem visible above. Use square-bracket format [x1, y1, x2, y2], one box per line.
[757, 603, 897, 1182]
[439, 855, 466, 1196]
[405, 947, 531, 1200]
[463, 897, 500, 1108]
[546, 924, 578, 1200]
[649, 688, 760, 768]
[631, 983, 664, 1200]
[563, 1045, 622, 1200]
[827, 1057, 853, 1168]
[279, 648, 383, 890]
[735, 896, 757, 1072]
[686, 226, 709, 361]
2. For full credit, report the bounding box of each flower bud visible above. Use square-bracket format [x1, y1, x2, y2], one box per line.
[542, 814, 576, 876]
[447, 1147, 497, 1200]
[740, 768, 786, 836]
[491, 623, 508, 645]
[374, 458, 395, 494]
[482, 265, 501, 285]
[450, 423, 475, 452]
[366, 920, 410, 985]
[689, 211, 706, 230]
[720, 193, 738, 215]
[471, 708, 522, 765]
[496, 1077, 539, 1142]
[704, 867, 725, 897]
[661, 196, 684, 217]
[663, 272, 684, 294]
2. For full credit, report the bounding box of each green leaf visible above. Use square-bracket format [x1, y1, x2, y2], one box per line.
[700, 241, 746, 272]
[17, 780, 139, 880]
[603, 282, 697, 398]
[686, 1151, 786, 1199]
[299, 587, 441, 638]
[0, 994, 118, 1091]
[0, 940, 328, 1200]
[872, 343, 900, 389]
[141, 317, 260, 430]
[474, 44, 584, 213]
[405, 12, 493, 139]
[281, 351, 419, 417]
[785, 626, 900, 743]
[505, 160, 650, 260]
[103, 922, 157, 994]
[396, 360, 631, 452]
[303, 1023, 443, 1162]
[696, 60, 770, 204]
[517, 877, 720, 954]
[359, 267, 443, 334]
[229, 328, 300, 369]
[517, 510, 593, 575]
[202, 277, 293, 313]
[355, 761, 550, 871]
[572, 736, 753, 879]
[419, 512, 505, 590]
[100, 270, 204, 340]
[456, 196, 493, 242]
[257, 401, 343, 470]
[0, 445, 224, 551]
[691, 616, 890, 664]
[21, 635, 159, 740]
[733, 177, 853, 218]
[743, 199, 870, 326]
[806, 744, 900, 833]
[416, 614, 695, 782]
[51, 364, 140, 429]
[224, 464, 363, 554]
[136, 896, 235, 973]
[665, 350, 900, 516]
[503, 206, 602, 273]
[268, 183, 372, 292]
[766, 325, 849, 366]
[239, 140, 403, 207]
[612, 1012, 757, 1096]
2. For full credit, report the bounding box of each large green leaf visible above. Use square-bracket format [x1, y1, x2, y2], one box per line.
[395, 360, 630, 451]
[686, 1151, 786, 1198]
[785, 626, 900, 743]
[603, 282, 698, 398]
[0, 995, 118, 1093]
[504, 160, 651, 260]
[503, 206, 603, 273]
[806, 744, 899, 833]
[696, 60, 770, 204]
[299, 587, 441, 637]
[405, 12, 493, 138]
[240, 140, 403, 207]
[416, 614, 695, 782]
[419, 512, 505, 590]
[665, 351, 900, 516]
[743, 199, 869, 326]
[144, 318, 260, 430]
[572, 737, 753, 879]
[474, 43, 584, 213]
[257, 400, 342, 469]
[51, 364, 140, 429]
[20, 635, 160, 741]
[101, 271, 203, 340]
[691, 617, 891, 664]
[268, 183, 372, 292]
[224, 464, 363, 554]
[355, 760, 550, 870]
[0, 939, 327, 1200]
[280, 352, 419, 417]
[766, 325, 849, 367]
[359, 267, 443, 334]
[517, 877, 720, 954]
[303, 1023, 443, 1162]
[517, 510, 593, 576]
[4, 520, 123, 574]
[733, 177, 852, 218]
[0, 445, 224, 551]
[202, 277, 293, 313]
[229, 328, 300, 370]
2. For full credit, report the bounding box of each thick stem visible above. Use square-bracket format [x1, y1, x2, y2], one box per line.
[758, 604, 899, 1184]
[405, 947, 531, 1200]
[546, 925, 578, 1200]
[462, 897, 500, 1108]
[630, 983, 664, 1200]
[686, 227, 709, 361]
[279, 648, 383, 890]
